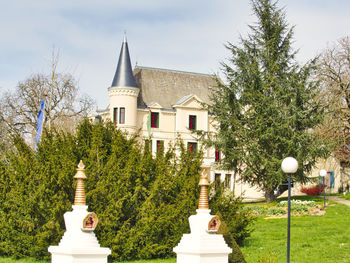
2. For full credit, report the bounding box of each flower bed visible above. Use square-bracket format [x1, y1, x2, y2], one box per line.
[277, 199, 316, 213]
[300, 184, 326, 196]
[243, 199, 320, 217]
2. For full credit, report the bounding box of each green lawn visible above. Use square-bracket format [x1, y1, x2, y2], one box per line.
[0, 258, 175, 263]
[240, 199, 350, 263]
[2, 197, 349, 263]
[340, 192, 350, 201]
[0, 258, 48, 263]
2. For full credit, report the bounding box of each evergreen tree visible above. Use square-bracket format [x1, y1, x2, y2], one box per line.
[210, 185, 254, 246]
[0, 120, 253, 261]
[207, 0, 329, 201]
[0, 131, 77, 259]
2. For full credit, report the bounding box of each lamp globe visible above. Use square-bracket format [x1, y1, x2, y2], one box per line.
[281, 157, 298, 174]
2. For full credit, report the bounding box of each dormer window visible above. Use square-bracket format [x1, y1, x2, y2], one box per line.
[189, 115, 197, 130]
[151, 112, 159, 128]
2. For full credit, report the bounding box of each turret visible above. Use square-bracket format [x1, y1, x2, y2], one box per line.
[108, 34, 139, 131]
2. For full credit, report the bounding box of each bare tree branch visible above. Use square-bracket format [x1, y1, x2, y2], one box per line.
[0, 51, 95, 147]
[316, 36, 350, 162]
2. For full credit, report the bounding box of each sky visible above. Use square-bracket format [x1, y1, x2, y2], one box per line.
[0, 0, 349, 109]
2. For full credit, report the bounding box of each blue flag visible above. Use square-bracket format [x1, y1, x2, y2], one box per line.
[34, 99, 45, 150]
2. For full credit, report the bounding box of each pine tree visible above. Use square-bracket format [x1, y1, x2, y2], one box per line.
[208, 0, 329, 201]
[125, 139, 202, 260]
[0, 120, 254, 260]
[0, 131, 78, 259]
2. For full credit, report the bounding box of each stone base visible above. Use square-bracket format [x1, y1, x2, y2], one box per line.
[49, 246, 110, 263]
[176, 253, 229, 263]
[173, 209, 231, 263]
[174, 233, 231, 263]
[48, 205, 111, 263]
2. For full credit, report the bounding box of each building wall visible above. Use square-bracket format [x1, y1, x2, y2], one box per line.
[108, 87, 139, 129]
[308, 156, 342, 194]
[100, 92, 346, 200]
[129, 97, 245, 195]
[102, 66, 347, 200]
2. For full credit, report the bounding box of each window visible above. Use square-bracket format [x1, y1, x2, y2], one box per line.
[188, 142, 198, 153]
[156, 140, 164, 152]
[322, 171, 335, 188]
[119, 107, 125, 124]
[225, 174, 231, 189]
[189, 115, 197, 130]
[329, 171, 335, 188]
[113, 108, 118, 123]
[151, 112, 159, 128]
[215, 173, 221, 189]
[215, 148, 221, 162]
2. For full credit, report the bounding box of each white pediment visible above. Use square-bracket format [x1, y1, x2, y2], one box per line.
[173, 94, 204, 109]
[148, 102, 162, 109]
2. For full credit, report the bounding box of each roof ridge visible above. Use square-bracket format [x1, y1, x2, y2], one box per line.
[134, 65, 214, 78]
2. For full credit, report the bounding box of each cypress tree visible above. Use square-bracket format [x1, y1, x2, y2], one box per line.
[0, 131, 77, 259]
[208, 0, 329, 201]
[126, 139, 202, 260]
[0, 120, 254, 261]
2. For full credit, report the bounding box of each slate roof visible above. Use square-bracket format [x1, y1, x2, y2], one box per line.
[133, 66, 217, 109]
[111, 35, 138, 88]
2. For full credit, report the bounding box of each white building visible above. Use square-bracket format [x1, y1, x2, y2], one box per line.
[94, 36, 264, 200]
[95, 36, 348, 199]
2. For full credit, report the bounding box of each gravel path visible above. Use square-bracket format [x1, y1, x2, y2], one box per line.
[326, 196, 350, 207]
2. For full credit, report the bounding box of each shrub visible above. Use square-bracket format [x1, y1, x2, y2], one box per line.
[218, 220, 247, 263]
[257, 252, 276, 263]
[267, 207, 285, 216]
[210, 185, 255, 245]
[301, 184, 326, 196]
[242, 206, 268, 216]
[0, 120, 255, 261]
[277, 199, 316, 213]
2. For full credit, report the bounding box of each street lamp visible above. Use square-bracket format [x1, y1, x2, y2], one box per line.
[281, 157, 298, 263]
[320, 169, 327, 209]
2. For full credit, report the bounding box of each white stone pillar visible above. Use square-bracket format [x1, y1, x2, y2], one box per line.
[48, 161, 111, 263]
[173, 170, 231, 263]
[48, 205, 111, 263]
[173, 209, 232, 263]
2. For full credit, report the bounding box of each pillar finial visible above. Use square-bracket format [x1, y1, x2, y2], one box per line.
[74, 160, 87, 206]
[198, 169, 209, 210]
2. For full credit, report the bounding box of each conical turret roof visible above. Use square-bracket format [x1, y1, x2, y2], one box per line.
[111, 35, 137, 88]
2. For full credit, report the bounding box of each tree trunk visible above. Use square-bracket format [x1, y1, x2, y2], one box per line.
[265, 189, 276, 202]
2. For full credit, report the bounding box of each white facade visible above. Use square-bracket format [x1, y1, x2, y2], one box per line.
[98, 69, 264, 199]
[97, 37, 349, 200]
[93, 37, 266, 200]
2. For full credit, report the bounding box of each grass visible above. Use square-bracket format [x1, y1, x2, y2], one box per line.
[1, 196, 349, 263]
[340, 192, 350, 200]
[0, 258, 48, 263]
[0, 258, 175, 263]
[240, 197, 350, 263]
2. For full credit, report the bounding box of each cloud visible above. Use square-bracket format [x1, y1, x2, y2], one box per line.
[0, 0, 349, 108]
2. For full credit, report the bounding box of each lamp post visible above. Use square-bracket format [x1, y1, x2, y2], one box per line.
[281, 157, 298, 263]
[320, 169, 327, 209]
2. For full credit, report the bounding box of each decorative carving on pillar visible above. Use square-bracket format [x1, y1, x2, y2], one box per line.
[82, 212, 98, 232]
[208, 215, 221, 233]
[108, 87, 140, 97]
